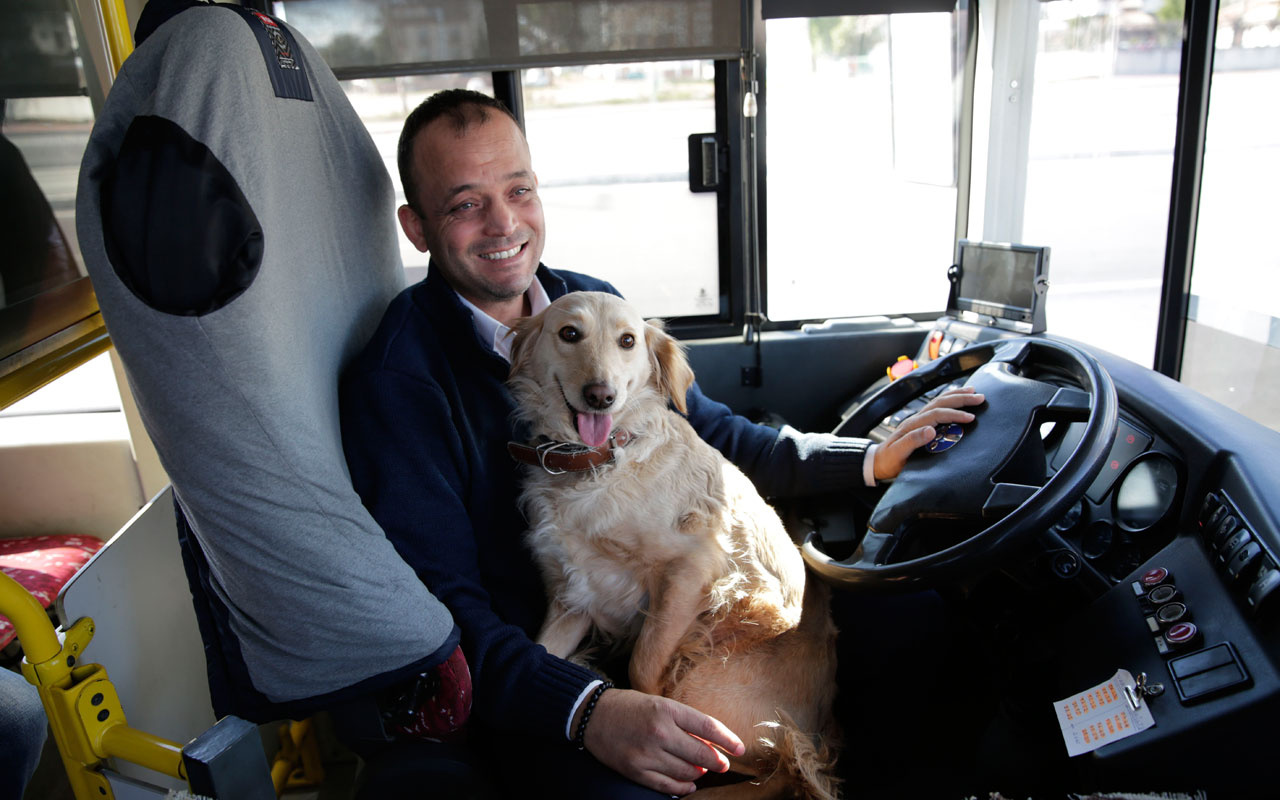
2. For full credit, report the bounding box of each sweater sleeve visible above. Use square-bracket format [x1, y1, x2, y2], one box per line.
[682, 380, 871, 498]
[340, 363, 597, 740]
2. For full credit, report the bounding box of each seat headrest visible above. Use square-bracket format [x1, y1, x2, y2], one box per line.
[77, 4, 454, 704]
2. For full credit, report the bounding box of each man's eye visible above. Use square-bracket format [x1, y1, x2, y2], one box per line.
[619, 333, 636, 349]
[453, 201, 476, 213]
[559, 326, 581, 343]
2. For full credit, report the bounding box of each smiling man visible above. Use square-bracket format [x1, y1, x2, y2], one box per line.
[395, 98, 544, 325]
[339, 89, 982, 798]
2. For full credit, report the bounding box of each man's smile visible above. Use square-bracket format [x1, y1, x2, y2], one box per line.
[478, 243, 526, 261]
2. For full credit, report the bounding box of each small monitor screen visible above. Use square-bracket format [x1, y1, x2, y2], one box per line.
[951, 240, 1049, 330]
[959, 246, 1037, 310]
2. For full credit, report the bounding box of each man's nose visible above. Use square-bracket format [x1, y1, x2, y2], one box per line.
[484, 198, 518, 236]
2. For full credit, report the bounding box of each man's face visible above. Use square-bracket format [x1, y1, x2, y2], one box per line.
[398, 113, 545, 312]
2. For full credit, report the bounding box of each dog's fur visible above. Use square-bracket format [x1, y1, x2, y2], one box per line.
[509, 291, 840, 800]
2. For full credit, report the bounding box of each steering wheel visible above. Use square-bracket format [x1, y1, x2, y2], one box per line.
[803, 337, 1118, 590]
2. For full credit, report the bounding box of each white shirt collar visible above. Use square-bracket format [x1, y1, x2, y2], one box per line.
[456, 278, 551, 362]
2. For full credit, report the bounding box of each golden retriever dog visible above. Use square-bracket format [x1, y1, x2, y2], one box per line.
[508, 291, 840, 800]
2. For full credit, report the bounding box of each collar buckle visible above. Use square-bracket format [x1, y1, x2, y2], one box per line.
[534, 440, 616, 475]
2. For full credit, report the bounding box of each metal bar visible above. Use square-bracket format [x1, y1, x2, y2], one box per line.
[1154, 0, 1219, 378]
[100, 726, 186, 781]
[99, 0, 135, 74]
[953, 0, 978, 245]
[0, 572, 61, 662]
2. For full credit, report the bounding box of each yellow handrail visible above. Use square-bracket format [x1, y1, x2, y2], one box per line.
[0, 571, 61, 663]
[2, 572, 187, 799]
[99, 0, 134, 74]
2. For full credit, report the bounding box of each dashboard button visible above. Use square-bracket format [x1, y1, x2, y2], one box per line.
[927, 330, 944, 360]
[1220, 528, 1253, 563]
[1226, 542, 1263, 581]
[1169, 643, 1250, 702]
[1147, 584, 1180, 605]
[1140, 567, 1171, 589]
[1211, 514, 1239, 547]
[1170, 643, 1235, 678]
[1248, 563, 1280, 616]
[1155, 601, 1190, 628]
[1199, 493, 1222, 526]
[1165, 622, 1200, 650]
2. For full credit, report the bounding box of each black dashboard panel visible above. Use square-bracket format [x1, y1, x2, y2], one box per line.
[829, 317, 1280, 789]
[1010, 337, 1280, 789]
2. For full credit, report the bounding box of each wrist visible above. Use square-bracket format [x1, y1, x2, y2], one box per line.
[864, 444, 880, 486]
[573, 681, 613, 750]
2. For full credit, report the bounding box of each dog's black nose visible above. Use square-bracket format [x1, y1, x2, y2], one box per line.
[583, 383, 615, 410]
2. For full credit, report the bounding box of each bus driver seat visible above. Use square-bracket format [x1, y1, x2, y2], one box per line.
[75, 0, 465, 765]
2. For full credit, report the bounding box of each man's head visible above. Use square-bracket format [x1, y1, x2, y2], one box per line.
[396, 90, 544, 318]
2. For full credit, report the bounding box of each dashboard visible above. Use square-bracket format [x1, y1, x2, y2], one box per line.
[830, 313, 1280, 790]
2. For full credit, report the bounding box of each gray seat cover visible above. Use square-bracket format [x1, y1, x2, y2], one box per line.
[76, 5, 453, 702]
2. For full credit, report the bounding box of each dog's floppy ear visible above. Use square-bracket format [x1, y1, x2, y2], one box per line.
[507, 311, 545, 377]
[645, 318, 694, 414]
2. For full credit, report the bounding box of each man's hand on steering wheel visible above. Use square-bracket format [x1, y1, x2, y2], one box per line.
[872, 387, 986, 482]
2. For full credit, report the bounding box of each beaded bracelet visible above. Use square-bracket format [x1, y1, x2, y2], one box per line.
[574, 680, 614, 751]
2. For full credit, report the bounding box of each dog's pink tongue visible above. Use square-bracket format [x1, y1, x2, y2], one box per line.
[576, 412, 613, 448]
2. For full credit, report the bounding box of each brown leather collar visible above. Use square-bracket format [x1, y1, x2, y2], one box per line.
[508, 429, 635, 475]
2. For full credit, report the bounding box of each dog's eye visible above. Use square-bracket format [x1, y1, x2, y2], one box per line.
[559, 326, 581, 343]
[619, 333, 636, 349]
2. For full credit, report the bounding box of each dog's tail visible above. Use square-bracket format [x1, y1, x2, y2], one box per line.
[755, 710, 842, 800]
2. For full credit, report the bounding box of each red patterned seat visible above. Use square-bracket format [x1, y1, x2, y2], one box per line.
[0, 535, 105, 650]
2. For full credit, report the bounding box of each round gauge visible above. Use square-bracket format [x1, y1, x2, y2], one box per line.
[1114, 453, 1179, 532]
[1053, 499, 1084, 533]
[1080, 521, 1114, 559]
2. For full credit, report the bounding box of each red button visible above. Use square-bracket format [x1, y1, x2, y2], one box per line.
[1142, 567, 1169, 586]
[1166, 622, 1197, 643]
[887, 356, 917, 381]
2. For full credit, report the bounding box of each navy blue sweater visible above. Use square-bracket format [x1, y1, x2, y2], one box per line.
[339, 263, 869, 741]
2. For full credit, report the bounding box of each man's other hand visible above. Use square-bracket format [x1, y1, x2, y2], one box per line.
[583, 688, 745, 796]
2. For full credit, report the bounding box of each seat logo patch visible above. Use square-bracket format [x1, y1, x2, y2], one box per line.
[224, 4, 313, 101]
[249, 10, 299, 72]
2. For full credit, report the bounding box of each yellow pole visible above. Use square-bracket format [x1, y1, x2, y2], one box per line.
[100, 725, 186, 781]
[98, 0, 134, 74]
[0, 571, 60, 663]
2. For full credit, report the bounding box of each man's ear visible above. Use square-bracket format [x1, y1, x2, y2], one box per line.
[397, 204, 430, 253]
[645, 318, 694, 414]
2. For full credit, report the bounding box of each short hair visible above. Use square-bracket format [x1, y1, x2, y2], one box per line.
[397, 89, 522, 214]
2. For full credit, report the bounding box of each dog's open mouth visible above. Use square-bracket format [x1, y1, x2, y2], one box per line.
[556, 377, 613, 448]
[575, 411, 613, 448]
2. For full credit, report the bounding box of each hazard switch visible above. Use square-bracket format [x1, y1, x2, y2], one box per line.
[887, 356, 917, 381]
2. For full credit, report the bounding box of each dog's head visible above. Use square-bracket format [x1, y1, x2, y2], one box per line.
[508, 291, 694, 447]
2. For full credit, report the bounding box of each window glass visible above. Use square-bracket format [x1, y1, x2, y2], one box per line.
[0, 1, 101, 375]
[276, 0, 739, 72]
[1, 94, 93, 307]
[521, 61, 719, 318]
[765, 13, 960, 322]
[339, 73, 494, 280]
[1181, 0, 1280, 432]
[1022, 1, 1181, 367]
[0, 352, 121, 421]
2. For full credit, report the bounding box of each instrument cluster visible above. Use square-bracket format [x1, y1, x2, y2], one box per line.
[1046, 417, 1183, 584]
